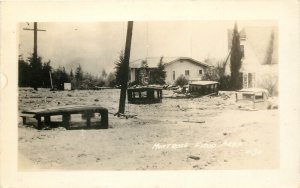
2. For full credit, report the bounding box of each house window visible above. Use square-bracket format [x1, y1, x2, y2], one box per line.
[185, 70, 190, 76]
[240, 45, 245, 58]
[199, 70, 203, 75]
[173, 71, 175, 80]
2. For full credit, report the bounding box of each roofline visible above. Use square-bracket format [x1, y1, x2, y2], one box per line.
[164, 57, 212, 67]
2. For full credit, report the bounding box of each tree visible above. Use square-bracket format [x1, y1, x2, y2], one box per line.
[51, 66, 69, 90]
[264, 30, 275, 65]
[18, 55, 31, 87]
[41, 60, 52, 88]
[175, 75, 188, 87]
[27, 53, 43, 90]
[101, 69, 107, 78]
[75, 64, 83, 88]
[149, 56, 166, 85]
[106, 72, 116, 87]
[230, 23, 243, 90]
[70, 69, 74, 81]
[114, 51, 125, 86]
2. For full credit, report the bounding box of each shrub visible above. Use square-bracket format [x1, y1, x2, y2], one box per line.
[258, 73, 278, 96]
[175, 75, 188, 87]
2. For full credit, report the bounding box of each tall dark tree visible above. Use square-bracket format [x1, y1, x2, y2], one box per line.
[264, 30, 275, 65]
[114, 51, 125, 86]
[75, 64, 83, 88]
[41, 60, 52, 88]
[70, 69, 74, 81]
[18, 55, 30, 87]
[149, 56, 166, 85]
[51, 66, 69, 90]
[230, 23, 243, 90]
[27, 53, 43, 90]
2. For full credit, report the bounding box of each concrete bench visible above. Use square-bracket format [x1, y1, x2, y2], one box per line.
[20, 105, 108, 130]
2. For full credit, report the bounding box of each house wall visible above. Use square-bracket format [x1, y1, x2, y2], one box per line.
[164, 60, 206, 85]
[130, 68, 136, 82]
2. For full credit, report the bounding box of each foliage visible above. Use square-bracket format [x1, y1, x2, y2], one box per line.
[74, 64, 83, 88]
[114, 51, 125, 86]
[230, 23, 243, 90]
[51, 66, 69, 90]
[19, 54, 118, 90]
[258, 73, 278, 96]
[106, 72, 116, 87]
[202, 60, 231, 90]
[149, 56, 166, 85]
[28, 54, 43, 90]
[18, 55, 31, 87]
[264, 30, 275, 65]
[101, 69, 107, 78]
[175, 75, 188, 87]
[18, 54, 53, 89]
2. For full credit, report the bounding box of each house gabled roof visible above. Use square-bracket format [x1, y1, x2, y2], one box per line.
[227, 26, 278, 65]
[164, 57, 212, 67]
[130, 57, 177, 68]
[130, 57, 211, 69]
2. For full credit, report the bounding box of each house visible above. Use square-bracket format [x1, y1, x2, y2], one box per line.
[226, 26, 278, 90]
[129, 57, 211, 85]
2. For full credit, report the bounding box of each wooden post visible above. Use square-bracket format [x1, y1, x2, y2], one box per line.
[63, 114, 71, 129]
[100, 110, 109, 129]
[33, 22, 38, 62]
[118, 21, 133, 114]
[36, 116, 42, 130]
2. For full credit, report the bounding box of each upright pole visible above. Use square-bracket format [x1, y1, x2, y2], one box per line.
[33, 22, 38, 62]
[118, 21, 133, 114]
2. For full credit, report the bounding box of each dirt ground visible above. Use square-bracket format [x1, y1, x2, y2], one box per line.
[18, 88, 279, 170]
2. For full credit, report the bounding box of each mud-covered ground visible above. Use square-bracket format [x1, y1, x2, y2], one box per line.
[18, 88, 279, 170]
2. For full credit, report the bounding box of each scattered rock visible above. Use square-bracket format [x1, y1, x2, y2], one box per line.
[67, 94, 72, 97]
[77, 153, 87, 157]
[223, 133, 228, 136]
[224, 159, 228, 162]
[94, 99, 99, 102]
[193, 165, 199, 169]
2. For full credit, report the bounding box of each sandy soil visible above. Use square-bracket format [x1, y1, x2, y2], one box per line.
[18, 88, 279, 170]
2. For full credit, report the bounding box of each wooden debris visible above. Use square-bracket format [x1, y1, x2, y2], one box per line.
[113, 112, 137, 119]
[188, 155, 200, 160]
[183, 120, 205, 124]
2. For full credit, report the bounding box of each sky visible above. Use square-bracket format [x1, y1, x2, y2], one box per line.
[18, 21, 276, 75]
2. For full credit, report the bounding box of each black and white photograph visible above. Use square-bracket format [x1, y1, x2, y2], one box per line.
[0, 1, 299, 188]
[18, 21, 279, 170]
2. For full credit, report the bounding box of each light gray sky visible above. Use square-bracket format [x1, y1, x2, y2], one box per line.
[19, 21, 276, 75]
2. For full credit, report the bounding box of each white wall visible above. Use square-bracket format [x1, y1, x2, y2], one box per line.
[130, 68, 136, 82]
[164, 60, 206, 85]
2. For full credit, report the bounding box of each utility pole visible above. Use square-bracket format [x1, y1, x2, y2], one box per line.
[118, 21, 133, 115]
[23, 22, 46, 90]
[23, 22, 46, 63]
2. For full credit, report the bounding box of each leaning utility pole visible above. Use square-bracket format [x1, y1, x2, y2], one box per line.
[118, 21, 133, 114]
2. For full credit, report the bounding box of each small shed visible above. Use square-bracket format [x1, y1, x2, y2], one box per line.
[127, 87, 163, 104]
[189, 81, 219, 95]
[64, 83, 72, 90]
